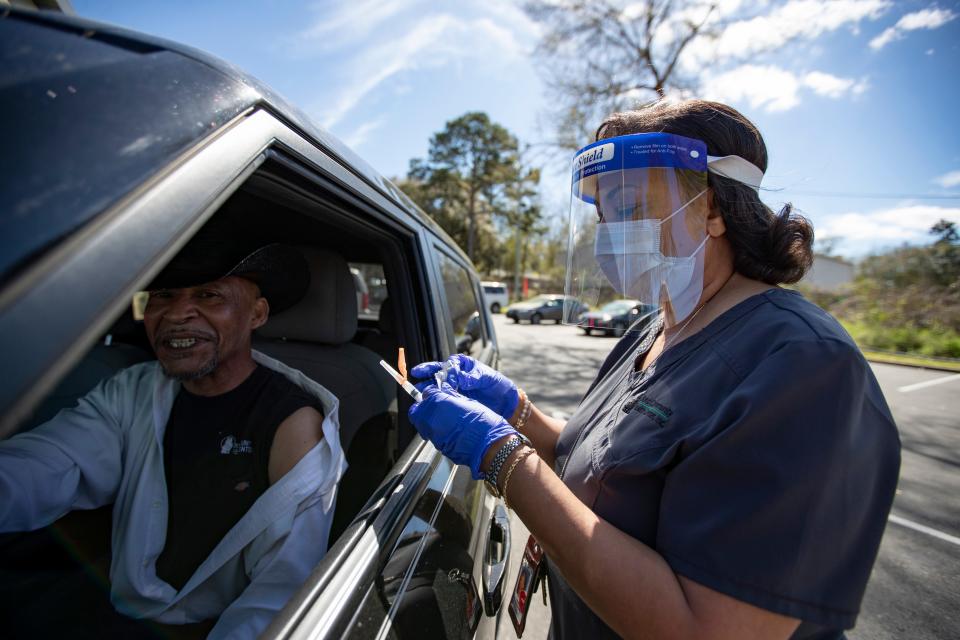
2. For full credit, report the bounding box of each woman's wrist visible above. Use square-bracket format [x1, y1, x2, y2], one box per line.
[481, 434, 515, 476]
[500, 446, 536, 507]
[509, 388, 532, 430]
[508, 388, 526, 426]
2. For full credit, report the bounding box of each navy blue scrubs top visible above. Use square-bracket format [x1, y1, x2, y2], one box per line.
[547, 288, 901, 640]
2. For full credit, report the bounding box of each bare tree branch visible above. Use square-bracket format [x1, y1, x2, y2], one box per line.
[524, 0, 714, 150]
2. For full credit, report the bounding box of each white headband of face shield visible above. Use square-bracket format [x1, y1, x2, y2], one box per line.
[706, 155, 764, 190]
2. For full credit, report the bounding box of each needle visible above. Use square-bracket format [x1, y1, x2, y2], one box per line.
[379, 359, 422, 402]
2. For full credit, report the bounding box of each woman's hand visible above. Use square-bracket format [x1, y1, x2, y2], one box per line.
[408, 383, 518, 479]
[411, 355, 520, 419]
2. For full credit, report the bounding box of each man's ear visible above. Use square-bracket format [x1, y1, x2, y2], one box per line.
[251, 296, 269, 330]
[706, 189, 727, 238]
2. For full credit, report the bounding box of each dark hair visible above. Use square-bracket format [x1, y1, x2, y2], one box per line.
[596, 100, 813, 284]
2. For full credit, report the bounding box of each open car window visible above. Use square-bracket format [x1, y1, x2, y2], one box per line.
[0, 150, 436, 638]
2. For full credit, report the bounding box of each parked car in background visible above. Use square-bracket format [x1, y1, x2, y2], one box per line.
[505, 294, 589, 324]
[579, 299, 658, 337]
[456, 311, 484, 354]
[0, 8, 509, 639]
[481, 281, 509, 313]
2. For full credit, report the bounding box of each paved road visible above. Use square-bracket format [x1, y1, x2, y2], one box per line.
[490, 313, 960, 639]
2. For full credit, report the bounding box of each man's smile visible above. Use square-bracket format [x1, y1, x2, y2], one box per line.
[155, 330, 216, 356]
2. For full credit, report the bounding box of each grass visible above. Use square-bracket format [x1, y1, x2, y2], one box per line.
[858, 349, 960, 372]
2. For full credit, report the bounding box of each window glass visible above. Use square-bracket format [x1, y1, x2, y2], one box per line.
[349, 262, 387, 322]
[437, 252, 485, 357]
[350, 459, 484, 638]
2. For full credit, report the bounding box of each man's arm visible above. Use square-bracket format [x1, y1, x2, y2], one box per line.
[267, 406, 324, 485]
[0, 380, 125, 532]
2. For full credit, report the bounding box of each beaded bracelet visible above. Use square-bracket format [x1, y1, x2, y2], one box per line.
[512, 388, 528, 427]
[515, 392, 533, 432]
[500, 447, 536, 509]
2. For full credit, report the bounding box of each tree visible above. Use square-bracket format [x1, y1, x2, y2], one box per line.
[814, 236, 841, 257]
[931, 219, 959, 245]
[524, 0, 718, 150]
[405, 112, 523, 262]
[500, 151, 546, 297]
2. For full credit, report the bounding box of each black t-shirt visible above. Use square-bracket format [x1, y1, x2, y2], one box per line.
[547, 289, 901, 640]
[156, 365, 320, 591]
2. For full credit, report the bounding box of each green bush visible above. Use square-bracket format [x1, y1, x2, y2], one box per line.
[840, 320, 960, 358]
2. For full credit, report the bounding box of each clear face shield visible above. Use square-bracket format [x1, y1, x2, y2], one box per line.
[562, 133, 711, 329]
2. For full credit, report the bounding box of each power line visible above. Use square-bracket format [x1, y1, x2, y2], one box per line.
[768, 189, 960, 201]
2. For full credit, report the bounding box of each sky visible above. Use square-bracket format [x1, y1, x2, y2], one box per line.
[72, 0, 960, 260]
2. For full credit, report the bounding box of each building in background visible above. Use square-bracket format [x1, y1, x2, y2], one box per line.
[802, 254, 855, 291]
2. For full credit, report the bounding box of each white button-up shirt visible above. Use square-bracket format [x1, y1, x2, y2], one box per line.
[0, 350, 347, 639]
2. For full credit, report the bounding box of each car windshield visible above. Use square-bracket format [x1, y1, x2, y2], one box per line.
[523, 295, 552, 304]
[601, 300, 637, 313]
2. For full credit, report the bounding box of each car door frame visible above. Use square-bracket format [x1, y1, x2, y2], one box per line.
[1, 105, 508, 639]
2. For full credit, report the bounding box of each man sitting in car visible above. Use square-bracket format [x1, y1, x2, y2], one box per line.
[0, 239, 347, 639]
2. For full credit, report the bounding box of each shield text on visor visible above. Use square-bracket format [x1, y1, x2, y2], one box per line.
[562, 133, 711, 328]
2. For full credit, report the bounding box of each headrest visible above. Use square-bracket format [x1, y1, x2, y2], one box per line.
[378, 297, 394, 334]
[258, 248, 357, 344]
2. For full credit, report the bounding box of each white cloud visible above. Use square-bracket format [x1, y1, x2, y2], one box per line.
[933, 170, 960, 189]
[297, 2, 538, 129]
[701, 65, 801, 111]
[700, 65, 868, 112]
[684, 0, 891, 66]
[869, 6, 957, 50]
[818, 204, 960, 254]
[297, 0, 419, 50]
[803, 71, 868, 98]
[340, 117, 386, 150]
[677, 1, 884, 111]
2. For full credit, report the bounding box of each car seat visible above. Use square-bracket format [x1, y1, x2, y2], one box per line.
[356, 296, 399, 363]
[254, 248, 398, 539]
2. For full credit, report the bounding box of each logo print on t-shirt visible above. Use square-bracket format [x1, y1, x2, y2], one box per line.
[219, 435, 254, 455]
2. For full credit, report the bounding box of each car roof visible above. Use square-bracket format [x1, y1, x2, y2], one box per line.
[0, 8, 461, 288]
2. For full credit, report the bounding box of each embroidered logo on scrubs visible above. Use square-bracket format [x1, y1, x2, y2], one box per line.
[219, 435, 253, 455]
[627, 397, 672, 426]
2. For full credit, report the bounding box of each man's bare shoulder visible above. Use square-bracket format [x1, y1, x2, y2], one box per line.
[267, 405, 324, 485]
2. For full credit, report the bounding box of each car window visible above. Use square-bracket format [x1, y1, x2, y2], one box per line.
[0, 153, 425, 638]
[349, 262, 387, 322]
[436, 252, 485, 357]
[601, 300, 635, 313]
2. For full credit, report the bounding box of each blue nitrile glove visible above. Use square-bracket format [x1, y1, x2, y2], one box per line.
[408, 383, 518, 479]
[410, 355, 520, 419]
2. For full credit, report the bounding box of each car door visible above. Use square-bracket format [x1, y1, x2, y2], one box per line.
[239, 121, 510, 639]
[1, 99, 509, 639]
[269, 242, 510, 640]
[541, 299, 560, 322]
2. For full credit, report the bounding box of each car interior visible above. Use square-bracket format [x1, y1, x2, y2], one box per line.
[0, 156, 444, 633]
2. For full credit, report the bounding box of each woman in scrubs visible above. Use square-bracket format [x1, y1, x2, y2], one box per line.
[409, 100, 900, 640]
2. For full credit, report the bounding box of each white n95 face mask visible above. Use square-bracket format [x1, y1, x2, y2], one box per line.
[593, 191, 708, 321]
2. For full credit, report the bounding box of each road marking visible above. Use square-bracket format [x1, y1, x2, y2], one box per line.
[889, 514, 960, 547]
[897, 373, 960, 393]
